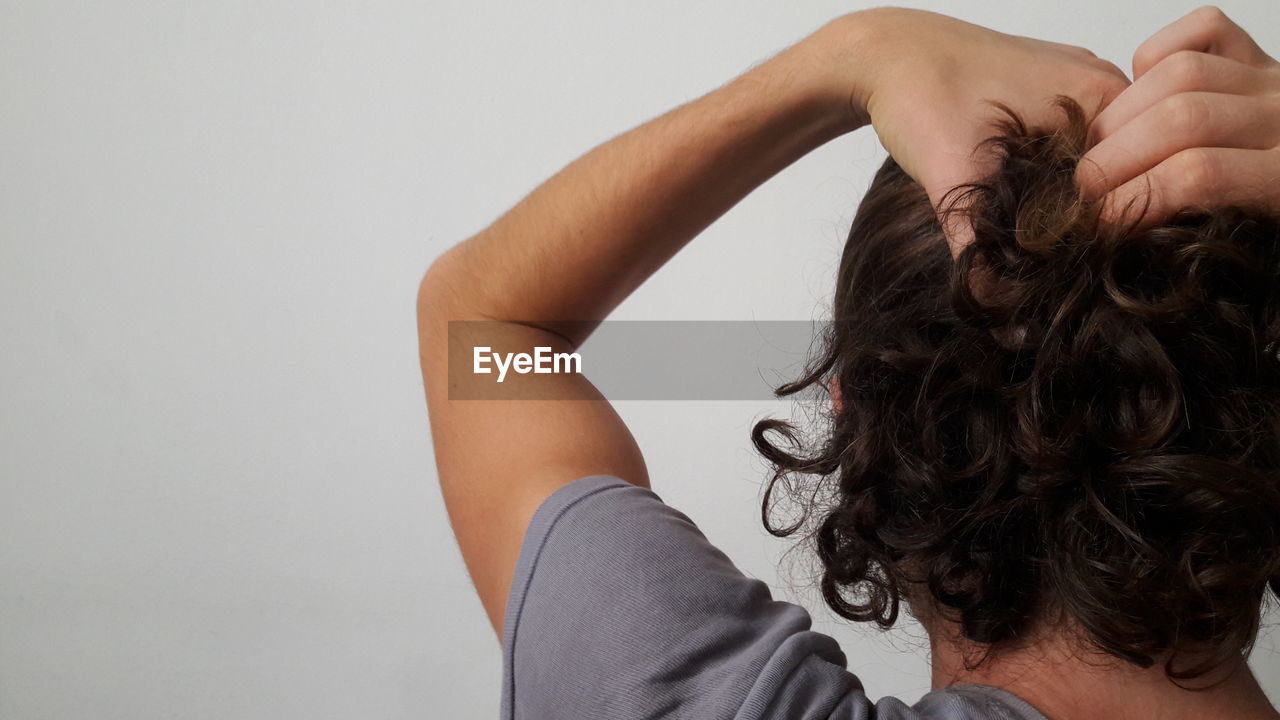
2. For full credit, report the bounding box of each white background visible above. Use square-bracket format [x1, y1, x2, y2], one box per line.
[3, 1, 1278, 718]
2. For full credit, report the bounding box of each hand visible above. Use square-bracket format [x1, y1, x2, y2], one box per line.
[825, 8, 1130, 252]
[1076, 6, 1280, 228]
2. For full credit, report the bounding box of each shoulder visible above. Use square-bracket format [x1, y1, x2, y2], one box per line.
[499, 475, 1050, 720]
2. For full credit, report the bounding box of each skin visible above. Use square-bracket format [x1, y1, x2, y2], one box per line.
[846, 9, 1130, 251]
[910, 587, 1279, 720]
[928, 630, 1279, 720]
[419, 6, 1278, 719]
[1077, 5, 1280, 229]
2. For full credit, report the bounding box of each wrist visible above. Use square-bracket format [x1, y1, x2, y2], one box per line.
[750, 14, 880, 137]
[801, 10, 894, 132]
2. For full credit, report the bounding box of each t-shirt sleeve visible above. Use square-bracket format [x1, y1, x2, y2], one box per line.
[498, 474, 873, 720]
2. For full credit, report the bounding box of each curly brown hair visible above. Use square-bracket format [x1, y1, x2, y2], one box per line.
[753, 97, 1280, 684]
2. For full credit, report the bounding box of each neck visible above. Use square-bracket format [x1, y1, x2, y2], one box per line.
[928, 626, 1279, 720]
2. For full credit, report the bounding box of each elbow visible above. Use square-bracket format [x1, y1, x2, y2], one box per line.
[416, 246, 469, 346]
[418, 242, 475, 313]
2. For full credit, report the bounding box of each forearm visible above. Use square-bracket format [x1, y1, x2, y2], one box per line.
[419, 17, 866, 347]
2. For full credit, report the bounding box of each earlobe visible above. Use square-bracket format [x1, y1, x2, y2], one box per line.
[828, 376, 843, 413]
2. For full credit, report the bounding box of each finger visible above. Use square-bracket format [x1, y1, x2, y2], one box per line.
[1046, 41, 1129, 82]
[1090, 56, 1132, 85]
[1132, 6, 1275, 79]
[1071, 64, 1133, 124]
[1098, 146, 1280, 228]
[1078, 91, 1280, 200]
[943, 211, 975, 261]
[1089, 50, 1270, 145]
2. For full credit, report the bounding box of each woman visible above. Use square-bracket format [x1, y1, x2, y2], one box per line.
[418, 7, 1280, 719]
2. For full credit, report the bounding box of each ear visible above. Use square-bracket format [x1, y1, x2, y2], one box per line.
[827, 375, 843, 413]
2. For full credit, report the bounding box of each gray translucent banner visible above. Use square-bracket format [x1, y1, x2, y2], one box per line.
[446, 320, 831, 400]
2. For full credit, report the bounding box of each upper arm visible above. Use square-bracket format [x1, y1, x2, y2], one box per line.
[416, 253, 649, 636]
[497, 475, 863, 720]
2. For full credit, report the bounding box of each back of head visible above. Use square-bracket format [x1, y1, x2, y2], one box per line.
[754, 97, 1280, 684]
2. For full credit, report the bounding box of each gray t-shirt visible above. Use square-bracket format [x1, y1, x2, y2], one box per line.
[500, 474, 1053, 720]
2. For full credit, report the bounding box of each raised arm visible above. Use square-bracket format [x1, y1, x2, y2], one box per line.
[417, 15, 858, 636]
[417, 8, 1128, 637]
